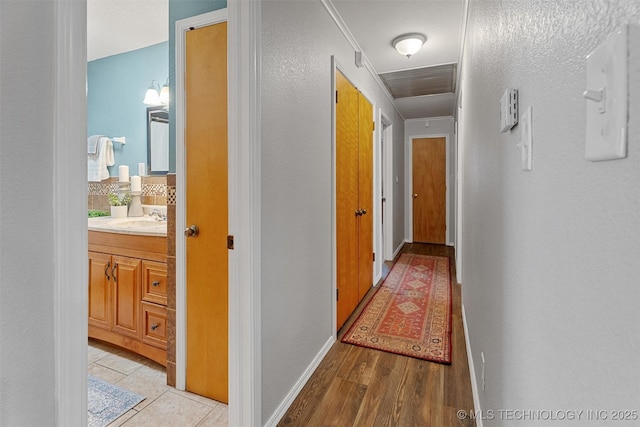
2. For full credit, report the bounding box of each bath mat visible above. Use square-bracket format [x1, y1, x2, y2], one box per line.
[88, 375, 145, 427]
[341, 253, 452, 364]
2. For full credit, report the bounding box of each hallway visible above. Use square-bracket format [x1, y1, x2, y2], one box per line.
[279, 244, 475, 426]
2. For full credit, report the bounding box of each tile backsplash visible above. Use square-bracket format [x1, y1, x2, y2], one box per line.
[88, 175, 167, 212]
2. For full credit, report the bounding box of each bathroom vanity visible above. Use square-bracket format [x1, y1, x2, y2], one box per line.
[88, 216, 168, 366]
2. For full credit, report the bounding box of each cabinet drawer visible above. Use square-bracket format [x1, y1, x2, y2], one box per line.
[142, 260, 167, 306]
[141, 302, 167, 349]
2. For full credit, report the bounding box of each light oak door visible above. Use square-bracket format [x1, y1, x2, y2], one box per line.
[336, 71, 360, 329]
[412, 137, 446, 244]
[336, 70, 373, 330]
[357, 93, 373, 299]
[185, 21, 228, 403]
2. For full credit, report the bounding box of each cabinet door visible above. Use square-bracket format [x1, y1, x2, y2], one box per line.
[111, 256, 142, 339]
[88, 251, 111, 330]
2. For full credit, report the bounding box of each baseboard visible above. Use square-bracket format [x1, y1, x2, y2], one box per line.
[392, 240, 407, 260]
[263, 335, 335, 427]
[462, 303, 483, 427]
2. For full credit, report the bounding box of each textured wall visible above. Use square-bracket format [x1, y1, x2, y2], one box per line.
[459, 0, 640, 423]
[88, 42, 168, 177]
[261, 0, 404, 422]
[0, 1, 56, 424]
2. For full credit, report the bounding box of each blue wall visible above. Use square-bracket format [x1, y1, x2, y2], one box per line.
[87, 42, 169, 178]
[168, 0, 227, 173]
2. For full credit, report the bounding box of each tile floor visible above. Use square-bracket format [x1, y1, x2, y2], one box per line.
[89, 339, 228, 426]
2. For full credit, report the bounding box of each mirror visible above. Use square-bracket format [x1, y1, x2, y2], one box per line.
[147, 106, 169, 175]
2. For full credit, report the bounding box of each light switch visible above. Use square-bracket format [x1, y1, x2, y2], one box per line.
[517, 106, 533, 171]
[584, 25, 628, 161]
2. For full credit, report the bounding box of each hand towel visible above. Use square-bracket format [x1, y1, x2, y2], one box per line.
[87, 134, 101, 156]
[87, 136, 115, 181]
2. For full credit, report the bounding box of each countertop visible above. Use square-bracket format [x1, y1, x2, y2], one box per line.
[88, 215, 167, 237]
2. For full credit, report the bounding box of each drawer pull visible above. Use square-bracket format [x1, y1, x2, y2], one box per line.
[151, 323, 160, 331]
[152, 281, 160, 287]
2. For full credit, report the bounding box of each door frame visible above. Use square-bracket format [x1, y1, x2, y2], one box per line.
[54, 2, 260, 425]
[380, 115, 394, 262]
[406, 134, 451, 245]
[176, 5, 261, 426]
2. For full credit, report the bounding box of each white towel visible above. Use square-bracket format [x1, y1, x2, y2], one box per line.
[87, 136, 114, 181]
[87, 135, 101, 156]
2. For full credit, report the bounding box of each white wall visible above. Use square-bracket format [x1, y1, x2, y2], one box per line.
[459, 1, 640, 423]
[0, 1, 56, 423]
[404, 117, 456, 245]
[260, 0, 404, 422]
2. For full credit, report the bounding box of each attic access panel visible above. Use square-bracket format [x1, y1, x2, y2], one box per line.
[380, 63, 457, 99]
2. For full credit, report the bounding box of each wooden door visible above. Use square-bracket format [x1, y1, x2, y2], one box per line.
[336, 71, 373, 330]
[336, 71, 359, 330]
[88, 251, 111, 330]
[111, 255, 141, 339]
[357, 93, 373, 300]
[412, 137, 446, 243]
[185, 21, 228, 403]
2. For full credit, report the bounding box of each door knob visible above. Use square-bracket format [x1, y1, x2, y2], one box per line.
[184, 225, 199, 237]
[413, 193, 418, 198]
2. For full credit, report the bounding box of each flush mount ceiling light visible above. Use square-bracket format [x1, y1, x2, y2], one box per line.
[392, 33, 426, 58]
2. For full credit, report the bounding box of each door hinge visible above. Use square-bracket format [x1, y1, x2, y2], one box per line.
[335, 90, 338, 103]
[227, 235, 235, 250]
[373, 121, 376, 131]
[336, 288, 339, 301]
[373, 252, 375, 261]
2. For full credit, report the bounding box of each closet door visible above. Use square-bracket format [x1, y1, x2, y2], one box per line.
[357, 93, 373, 299]
[336, 71, 359, 330]
[335, 71, 373, 331]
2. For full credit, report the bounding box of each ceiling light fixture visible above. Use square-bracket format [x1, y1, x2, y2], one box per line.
[392, 33, 426, 58]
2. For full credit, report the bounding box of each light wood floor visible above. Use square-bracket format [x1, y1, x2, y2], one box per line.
[278, 243, 476, 426]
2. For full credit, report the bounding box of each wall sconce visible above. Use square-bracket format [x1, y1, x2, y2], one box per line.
[159, 78, 169, 105]
[392, 33, 426, 58]
[143, 78, 169, 106]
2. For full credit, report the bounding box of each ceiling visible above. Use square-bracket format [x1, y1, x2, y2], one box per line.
[87, 0, 168, 62]
[87, 0, 464, 119]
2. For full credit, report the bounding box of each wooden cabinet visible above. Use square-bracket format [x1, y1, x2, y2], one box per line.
[88, 231, 167, 366]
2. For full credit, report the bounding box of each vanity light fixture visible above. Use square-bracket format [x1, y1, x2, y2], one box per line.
[143, 78, 169, 106]
[392, 33, 426, 58]
[159, 78, 170, 105]
[143, 80, 161, 105]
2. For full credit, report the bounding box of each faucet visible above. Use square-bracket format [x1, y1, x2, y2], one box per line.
[150, 209, 167, 221]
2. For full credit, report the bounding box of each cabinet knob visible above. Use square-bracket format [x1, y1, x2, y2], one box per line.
[151, 323, 159, 331]
[152, 281, 160, 287]
[413, 193, 418, 199]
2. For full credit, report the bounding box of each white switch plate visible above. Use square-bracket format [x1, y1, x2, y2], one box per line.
[518, 106, 533, 171]
[584, 25, 628, 161]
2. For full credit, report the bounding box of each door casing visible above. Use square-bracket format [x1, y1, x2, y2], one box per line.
[406, 133, 451, 245]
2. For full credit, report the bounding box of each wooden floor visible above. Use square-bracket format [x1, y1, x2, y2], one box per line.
[278, 243, 476, 426]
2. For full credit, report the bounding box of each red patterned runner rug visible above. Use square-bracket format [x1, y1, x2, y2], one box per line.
[341, 253, 452, 364]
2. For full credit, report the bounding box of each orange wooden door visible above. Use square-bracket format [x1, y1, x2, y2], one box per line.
[357, 93, 373, 300]
[412, 137, 446, 243]
[185, 21, 228, 403]
[336, 70, 360, 330]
